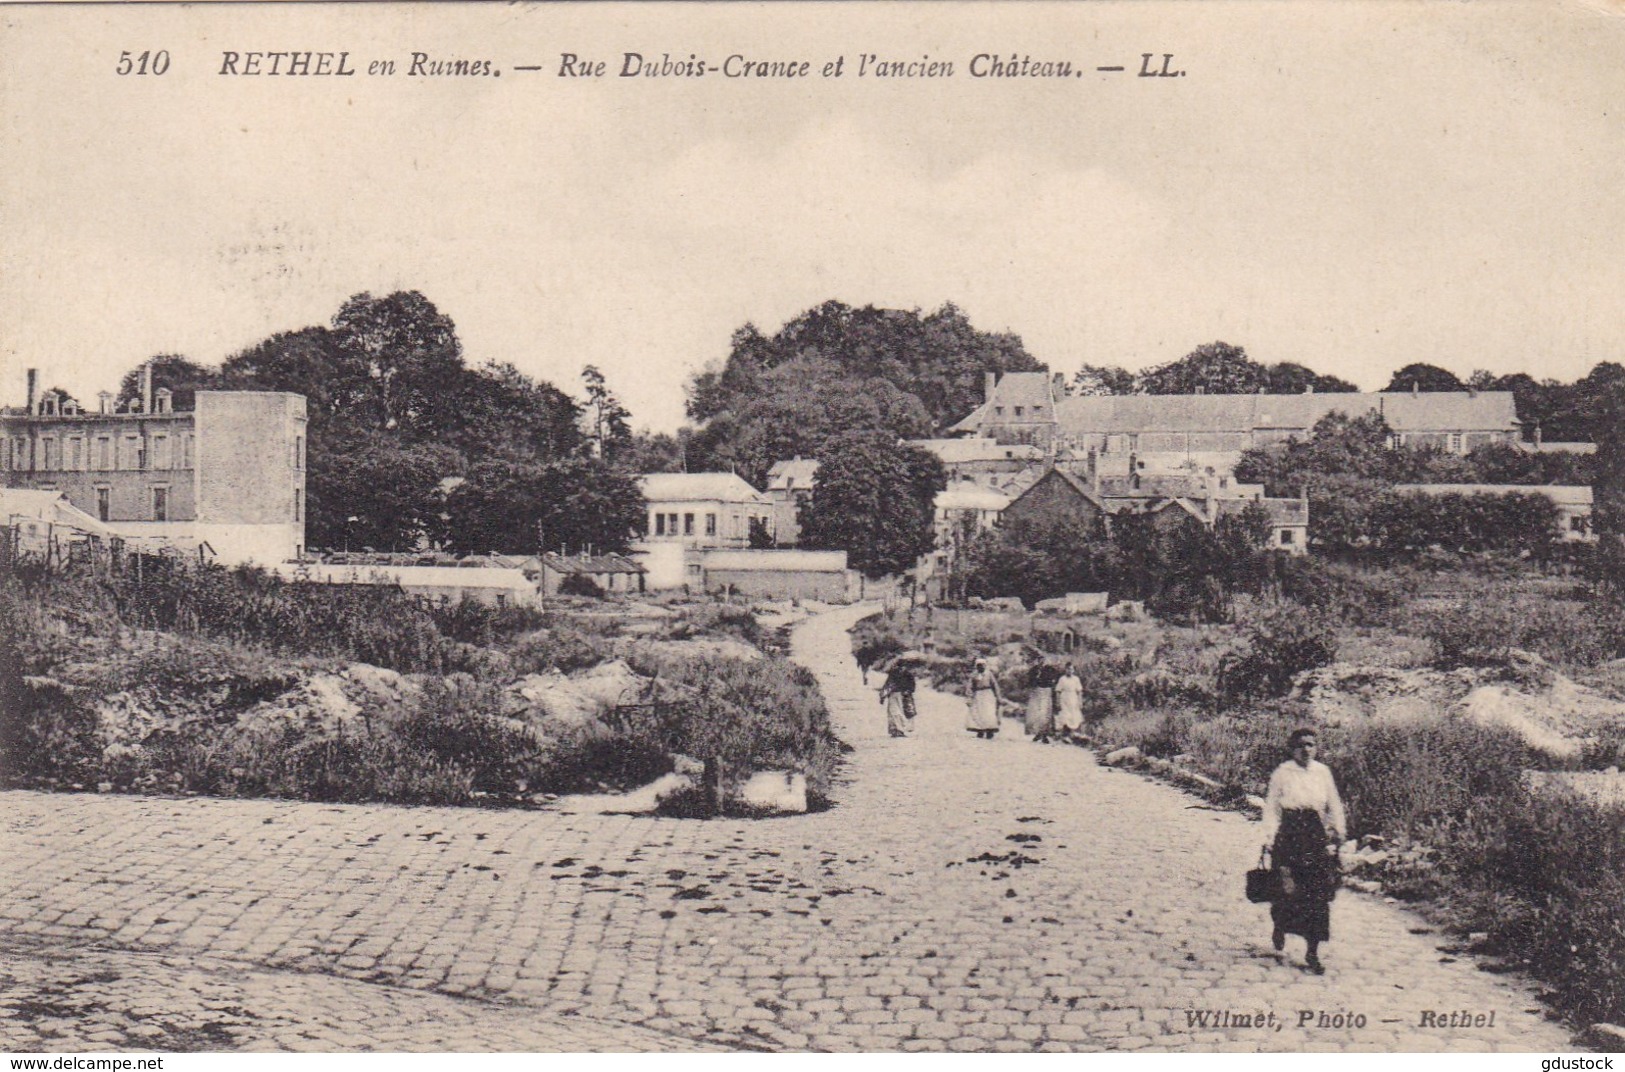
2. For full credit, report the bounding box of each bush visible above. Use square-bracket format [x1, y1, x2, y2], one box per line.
[1415, 593, 1623, 670]
[1321, 715, 1533, 840]
[1218, 601, 1337, 703]
[1276, 557, 1411, 627]
[557, 573, 604, 598]
[629, 651, 841, 807]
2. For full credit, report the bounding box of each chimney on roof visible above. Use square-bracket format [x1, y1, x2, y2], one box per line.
[1534, 422, 1543, 448]
[1194, 385, 1205, 395]
[25, 369, 38, 415]
[1052, 372, 1065, 398]
[1412, 381, 1419, 397]
[142, 362, 154, 415]
[984, 371, 997, 403]
[1305, 383, 1314, 394]
[98, 390, 113, 415]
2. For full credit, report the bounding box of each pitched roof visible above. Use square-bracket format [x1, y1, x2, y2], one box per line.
[1217, 497, 1310, 525]
[947, 373, 1059, 432]
[639, 472, 769, 504]
[765, 458, 820, 490]
[1049, 391, 1518, 436]
[543, 552, 647, 575]
[0, 488, 117, 537]
[1006, 467, 1105, 511]
[935, 484, 1012, 512]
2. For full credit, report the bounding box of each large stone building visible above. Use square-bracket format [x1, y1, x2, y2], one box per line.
[2, 369, 307, 566]
[950, 372, 1521, 475]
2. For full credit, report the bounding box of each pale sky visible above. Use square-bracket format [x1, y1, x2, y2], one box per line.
[3, 1, 1623, 432]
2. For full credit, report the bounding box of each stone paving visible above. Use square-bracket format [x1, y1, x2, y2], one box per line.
[0, 603, 1584, 1052]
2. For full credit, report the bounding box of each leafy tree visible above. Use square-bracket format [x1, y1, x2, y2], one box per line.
[581, 365, 632, 461]
[210, 293, 586, 548]
[1463, 441, 1595, 486]
[306, 427, 461, 552]
[687, 357, 933, 484]
[622, 430, 690, 474]
[798, 432, 946, 578]
[1236, 411, 1399, 552]
[748, 517, 774, 549]
[1070, 364, 1137, 396]
[221, 328, 359, 423]
[1264, 362, 1358, 394]
[330, 290, 465, 438]
[1385, 363, 1465, 393]
[958, 514, 1115, 608]
[443, 458, 645, 556]
[116, 354, 220, 411]
[1595, 380, 1625, 541]
[1137, 341, 1266, 395]
[450, 362, 582, 464]
[686, 301, 1042, 462]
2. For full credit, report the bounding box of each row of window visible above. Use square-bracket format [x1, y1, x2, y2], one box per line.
[6, 432, 192, 473]
[648, 510, 771, 539]
[3, 433, 306, 473]
[652, 511, 718, 537]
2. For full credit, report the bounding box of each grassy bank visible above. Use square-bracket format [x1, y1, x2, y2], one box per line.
[0, 564, 840, 812]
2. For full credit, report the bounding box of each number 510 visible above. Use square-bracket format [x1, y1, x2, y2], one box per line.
[116, 50, 170, 75]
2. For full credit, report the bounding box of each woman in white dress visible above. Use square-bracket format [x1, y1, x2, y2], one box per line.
[965, 658, 1002, 739]
[1053, 664, 1085, 742]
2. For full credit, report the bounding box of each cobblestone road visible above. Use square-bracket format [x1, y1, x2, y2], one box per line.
[0, 603, 1581, 1052]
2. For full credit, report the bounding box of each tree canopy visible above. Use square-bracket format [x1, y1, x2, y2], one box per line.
[684, 301, 1041, 481]
[1066, 344, 1356, 399]
[112, 290, 637, 555]
[1384, 363, 1465, 393]
[797, 431, 946, 578]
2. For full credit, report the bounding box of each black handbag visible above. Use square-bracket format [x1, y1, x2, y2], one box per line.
[1245, 849, 1275, 904]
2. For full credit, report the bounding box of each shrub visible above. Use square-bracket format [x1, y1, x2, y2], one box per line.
[631, 651, 841, 806]
[1415, 593, 1623, 670]
[1218, 601, 1337, 703]
[557, 573, 604, 598]
[1275, 557, 1411, 627]
[1320, 715, 1533, 840]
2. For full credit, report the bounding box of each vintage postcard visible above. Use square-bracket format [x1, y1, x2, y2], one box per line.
[2, 0, 1623, 1060]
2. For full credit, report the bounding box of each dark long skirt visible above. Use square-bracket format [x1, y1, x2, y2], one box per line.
[1270, 809, 1338, 943]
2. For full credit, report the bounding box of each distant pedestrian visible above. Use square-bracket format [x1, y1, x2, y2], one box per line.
[966, 658, 1002, 739]
[879, 659, 917, 738]
[1025, 661, 1059, 743]
[1054, 663, 1084, 743]
[1260, 727, 1347, 975]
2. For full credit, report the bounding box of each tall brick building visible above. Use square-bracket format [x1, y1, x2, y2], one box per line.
[2, 368, 307, 566]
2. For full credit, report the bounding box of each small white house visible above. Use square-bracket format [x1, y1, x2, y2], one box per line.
[638, 472, 772, 549]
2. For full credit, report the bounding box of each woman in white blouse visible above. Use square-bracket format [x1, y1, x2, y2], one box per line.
[1260, 727, 1346, 975]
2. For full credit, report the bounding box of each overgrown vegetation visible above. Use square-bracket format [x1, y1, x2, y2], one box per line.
[0, 565, 837, 812]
